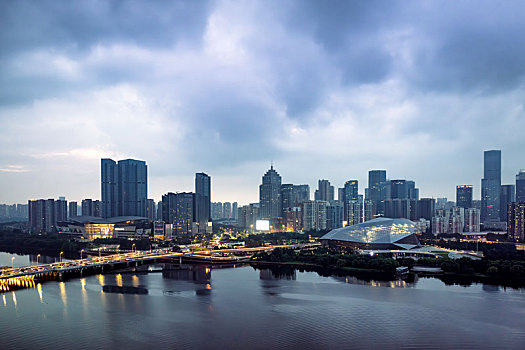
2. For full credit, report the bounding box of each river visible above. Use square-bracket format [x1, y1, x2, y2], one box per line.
[1, 251, 524, 349]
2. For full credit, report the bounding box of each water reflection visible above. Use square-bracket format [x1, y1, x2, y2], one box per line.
[331, 275, 416, 288]
[37, 283, 43, 303]
[2, 293, 6, 306]
[162, 264, 211, 284]
[259, 268, 296, 281]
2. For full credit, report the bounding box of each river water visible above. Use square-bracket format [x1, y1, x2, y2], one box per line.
[1, 252, 524, 349]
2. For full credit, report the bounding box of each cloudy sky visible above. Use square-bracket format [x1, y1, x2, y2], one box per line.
[1, 0, 525, 205]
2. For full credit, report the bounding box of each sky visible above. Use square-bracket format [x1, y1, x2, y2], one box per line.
[1, 0, 525, 205]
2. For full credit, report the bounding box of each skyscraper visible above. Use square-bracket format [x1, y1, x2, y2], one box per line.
[68, 201, 78, 219]
[281, 184, 294, 214]
[367, 170, 387, 216]
[162, 192, 194, 236]
[55, 197, 67, 222]
[315, 179, 334, 201]
[101, 158, 148, 218]
[456, 185, 473, 209]
[259, 165, 282, 220]
[28, 199, 56, 234]
[292, 185, 310, 206]
[194, 172, 211, 231]
[500, 184, 516, 222]
[342, 180, 358, 222]
[507, 202, 525, 242]
[117, 159, 148, 217]
[516, 170, 525, 202]
[481, 150, 501, 223]
[101, 158, 118, 218]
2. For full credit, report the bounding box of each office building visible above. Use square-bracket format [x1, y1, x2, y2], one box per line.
[507, 202, 525, 242]
[101, 158, 148, 218]
[418, 198, 435, 221]
[389, 180, 419, 200]
[146, 199, 156, 220]
[194, 172, 211, 232]
[101, 158, 118, 218]
[293, 185, 310, 206]
[342, 180, 358, 222]
[315, 180, 334, 201]
[302, 200, 328, 231]
[516, 170, 525, 202]
[223, 202, 232, 219]
[456, 185, 473, 209]
[500, 184, 516, 222]
[259, 165, 282, 220]
[281, 184, 294, 214]
[326, 201, 343, 230]
[162, 192, 194, 237]
[367, 170, 387, 216]
[283, 207, 302, 232]
[481, 150, 501, 223]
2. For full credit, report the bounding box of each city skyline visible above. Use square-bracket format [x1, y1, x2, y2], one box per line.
[1, 1, 525, 204]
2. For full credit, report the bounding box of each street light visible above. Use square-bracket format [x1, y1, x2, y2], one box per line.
[36, 254, 41, 265]
[132, 244, 136, 253]
[80, 249, 84, 259]
[59, 251, 64, 263]
[11, 257, 15, 269]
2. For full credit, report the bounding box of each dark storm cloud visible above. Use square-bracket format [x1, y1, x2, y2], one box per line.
[1, 0, 525, 203]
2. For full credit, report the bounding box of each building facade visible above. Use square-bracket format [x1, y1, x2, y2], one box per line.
[194, 172, 211, 232]
[481, 150, 501, 223]
[456, 185, 473, 209]
[259, 165, 282, 220]
[507, 202, 525, 242]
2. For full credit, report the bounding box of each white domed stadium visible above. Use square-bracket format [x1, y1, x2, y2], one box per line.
[320, 217, 422, 251]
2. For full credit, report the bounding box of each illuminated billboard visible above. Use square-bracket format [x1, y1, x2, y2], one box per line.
[255, 219, 270, 231]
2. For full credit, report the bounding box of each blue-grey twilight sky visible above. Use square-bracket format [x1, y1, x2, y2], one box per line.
[1, 0, 525, 205]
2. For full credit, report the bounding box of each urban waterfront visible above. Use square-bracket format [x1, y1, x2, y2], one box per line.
[1, 252, 524, 349]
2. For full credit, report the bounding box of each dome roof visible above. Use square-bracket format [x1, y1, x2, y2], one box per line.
[320, 217, 421, 250]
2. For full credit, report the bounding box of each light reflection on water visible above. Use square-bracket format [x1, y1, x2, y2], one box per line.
[0, 252, 524, 349]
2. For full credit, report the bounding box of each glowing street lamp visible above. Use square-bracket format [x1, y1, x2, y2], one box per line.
[60, 251, 64, 263]
[132, 244, 136, 253]
[80, 249, 84, 259]
[11, 257, 15, 269]
[36, 254, 41, 265]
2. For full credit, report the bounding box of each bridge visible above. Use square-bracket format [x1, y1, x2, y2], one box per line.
[0, 243, 320, 292]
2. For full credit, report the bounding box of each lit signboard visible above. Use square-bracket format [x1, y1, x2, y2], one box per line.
[256, 220, 270, 231]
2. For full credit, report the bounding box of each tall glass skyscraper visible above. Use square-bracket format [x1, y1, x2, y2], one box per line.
[481, 150, 501, 223]
[516, 170, 525, 202]
[101, 158, 147, 218]
[101, 158, 118, 218]
[367, 170, 387, 216]
[456, 185, 473, 209]
[259, 165, 282, 220]
[194, 172, 211, 232]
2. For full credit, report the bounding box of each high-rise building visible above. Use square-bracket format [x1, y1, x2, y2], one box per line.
[481, 150, 501, 223]
[211, 202, 223, 219]
[101, 158, 118, 218]
[82, 199, 94, 216]
[326, 201, 343, 230]
[456, 185, 473, 209]
[117, 159, 148, 217]
[418, 198, 435, 221]
[500, 184, 516, 222]
[232, 202, 238, 220]
[101, 158, 147, 218]
[465, 208, 481, 232]
[259, 165, 282, 220]
[55, 198, 67, 223]
[194, 172, 211, 231]
[68, 201, 78, 219]
[314, 180, 334, 201]
[302, 200, 328, 231]
[237, 203, 259, 230]
[223, 202, 232, 219]
[507, 202, 525, 242]
[292, 185, 310, 206]
[28, 199, 56, 234]
[281, 184, 294, 213]
[146, 199, 156, 220]
[367, 170, 387, 216]
[516, 170, 525, 202]
[385, 199, 411, 219]
[342, 180, 358, 222]
[389, 180, 419, 200]
[162, 192, 194, 237]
